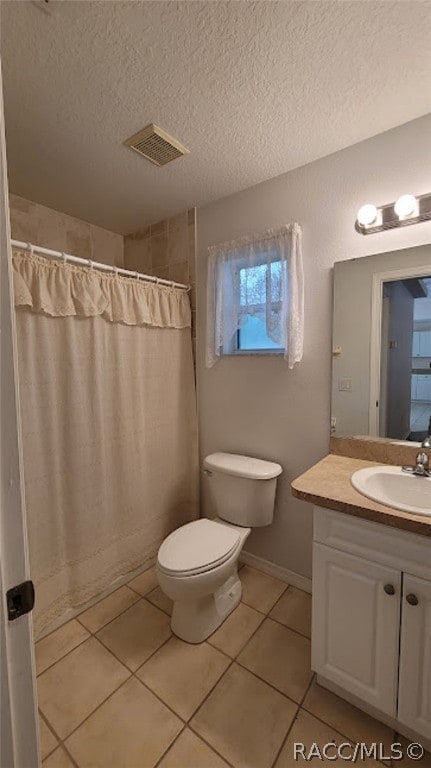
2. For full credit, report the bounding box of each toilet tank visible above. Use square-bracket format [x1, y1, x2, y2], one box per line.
[203, 453, 282, 527]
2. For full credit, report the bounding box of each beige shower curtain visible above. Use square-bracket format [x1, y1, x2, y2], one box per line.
[13, 250, 198, 637]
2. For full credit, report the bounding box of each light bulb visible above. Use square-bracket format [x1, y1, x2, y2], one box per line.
[394, 194, 418, 219]
[357, 204, 378, 227]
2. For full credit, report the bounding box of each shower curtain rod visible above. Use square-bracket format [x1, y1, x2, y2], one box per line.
[10, 239, 190, 291]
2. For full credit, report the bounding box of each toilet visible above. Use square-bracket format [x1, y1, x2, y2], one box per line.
[157, 452, 282, 643]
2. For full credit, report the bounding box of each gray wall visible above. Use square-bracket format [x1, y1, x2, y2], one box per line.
[196, 115, 431, 580]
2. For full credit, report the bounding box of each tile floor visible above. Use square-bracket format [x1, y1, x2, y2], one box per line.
[36, 565, 430, 768]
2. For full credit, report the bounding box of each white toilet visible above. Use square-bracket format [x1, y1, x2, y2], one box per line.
[156, 452, 282, 643]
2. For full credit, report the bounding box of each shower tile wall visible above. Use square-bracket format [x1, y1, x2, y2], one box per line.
[124, 209, 197, 347]
[9, 194, 124, 267]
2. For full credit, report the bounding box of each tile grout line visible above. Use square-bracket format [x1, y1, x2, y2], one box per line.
[269, 673, 316, 768]
[36, 634, 91, 679]
[46, 672, 135, 754]
[75, 595, 144, 635]
[38, 592, 153, 679]
[185, 596, 291, 766]
[151, 723, 188, 768]
[35, 565, 154, 644]
[39, 633, 175, 753]
[234, 656, 309, 709]
[298, 702, 394, 767]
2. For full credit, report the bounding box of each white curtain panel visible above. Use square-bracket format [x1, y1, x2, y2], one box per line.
[13, 251, 198, 637]
[206, 223, 304, 368]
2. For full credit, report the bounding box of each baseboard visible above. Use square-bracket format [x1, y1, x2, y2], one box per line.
[239, 550, 312, 594]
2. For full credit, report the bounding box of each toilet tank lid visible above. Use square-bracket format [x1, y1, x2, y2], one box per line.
[204, 453, 282, 480]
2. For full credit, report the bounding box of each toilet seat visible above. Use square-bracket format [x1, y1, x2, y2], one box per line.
[157, 518, 241, 577]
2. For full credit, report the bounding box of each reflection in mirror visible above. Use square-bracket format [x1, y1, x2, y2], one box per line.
[379, 276, 431, 440]
[331, 245, 431, 441]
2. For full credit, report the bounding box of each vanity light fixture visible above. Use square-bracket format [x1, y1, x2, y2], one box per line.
[355, 192, 431, 235]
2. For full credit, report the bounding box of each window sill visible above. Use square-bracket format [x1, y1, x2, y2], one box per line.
[223, 349, 284, 357]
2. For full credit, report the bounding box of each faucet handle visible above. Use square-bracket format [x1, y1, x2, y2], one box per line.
[421, 436, 431, 449]
[415, 451, 429, 474]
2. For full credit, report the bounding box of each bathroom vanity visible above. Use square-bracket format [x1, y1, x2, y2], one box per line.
[292, 453, 431, 749]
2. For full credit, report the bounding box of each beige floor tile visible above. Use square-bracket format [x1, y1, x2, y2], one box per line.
[66, 677, 182, 768]
[38, 637, 130, 738]
[36, 619, 90, 675]
[238, 618, 312, 702]
[42, 746, 75, 768]
[158, 728, 230, 768]
[303, 679, 395, 753]
[191, 663, 297, 768]
[137, 636, 230, 720]
[78, 585, 140, 633]
[270, 587, 312, 638]
[39, 715, 57, 760]
[97, 599, 171, 671]
[208, 602, 264, 658]
[393, 735, 431, 767]
[275, 709, 353, 767]
[146, 585, 173, 616]
[240, 566, 287, 613]
[128, 565, 158, 596]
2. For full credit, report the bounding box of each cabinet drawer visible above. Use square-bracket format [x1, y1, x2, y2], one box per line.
[314, 506, 431, 580]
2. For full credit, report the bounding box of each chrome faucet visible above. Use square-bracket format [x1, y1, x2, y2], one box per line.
[402, 436, 431, 478]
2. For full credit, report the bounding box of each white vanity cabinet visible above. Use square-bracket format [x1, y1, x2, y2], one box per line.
[312, 506, 431, 746]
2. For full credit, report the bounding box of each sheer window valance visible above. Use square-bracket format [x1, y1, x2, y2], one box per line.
[206, 223, 303, 368]
[12, 249, 191, 329]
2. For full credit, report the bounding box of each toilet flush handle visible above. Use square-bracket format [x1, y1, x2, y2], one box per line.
[203, 469, 213, 477]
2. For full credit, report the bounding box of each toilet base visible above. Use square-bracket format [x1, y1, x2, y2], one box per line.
[171, 572, 242, 644]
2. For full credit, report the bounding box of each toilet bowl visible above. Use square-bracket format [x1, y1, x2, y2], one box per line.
[157, 452, 282, 644]
[157, 518, 250, 643]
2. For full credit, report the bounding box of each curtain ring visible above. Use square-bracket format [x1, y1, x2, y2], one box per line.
[28, 242, 34, 256]
[135, 271, 140, 281]
[88, 259, 93, 270]
[61, 252, 67, 264]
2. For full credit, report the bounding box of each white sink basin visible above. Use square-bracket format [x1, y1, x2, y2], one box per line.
[351, 466, 431, 517]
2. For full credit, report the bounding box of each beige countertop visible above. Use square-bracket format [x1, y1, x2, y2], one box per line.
[291, 453, 431, 537]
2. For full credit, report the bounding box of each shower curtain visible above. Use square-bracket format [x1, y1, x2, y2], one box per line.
[12, 249, 198, 637]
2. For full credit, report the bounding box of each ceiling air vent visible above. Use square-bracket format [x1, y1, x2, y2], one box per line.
[125, 124, 190, 167]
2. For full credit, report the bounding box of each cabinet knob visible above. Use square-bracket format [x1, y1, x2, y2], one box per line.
[406, 593, 419, 606]
[384, 584, 395, 595]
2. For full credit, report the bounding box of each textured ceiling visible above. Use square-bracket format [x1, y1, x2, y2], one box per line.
[1, 0, 430, 234]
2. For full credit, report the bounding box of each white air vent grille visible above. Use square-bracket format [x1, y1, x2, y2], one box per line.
[125, 124, 189, 166]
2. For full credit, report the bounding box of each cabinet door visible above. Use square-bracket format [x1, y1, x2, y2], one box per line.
[411, 374, 418, 401]
[417, 376, 431, 402]
[398, 574, 431, 740]
[312, 544, 400, 716]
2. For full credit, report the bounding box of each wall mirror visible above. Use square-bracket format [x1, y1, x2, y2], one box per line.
[331, 244, 431, 442]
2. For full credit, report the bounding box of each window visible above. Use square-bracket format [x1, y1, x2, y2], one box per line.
[236, 259, 285, 352]
[206, 224, 304, 369]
